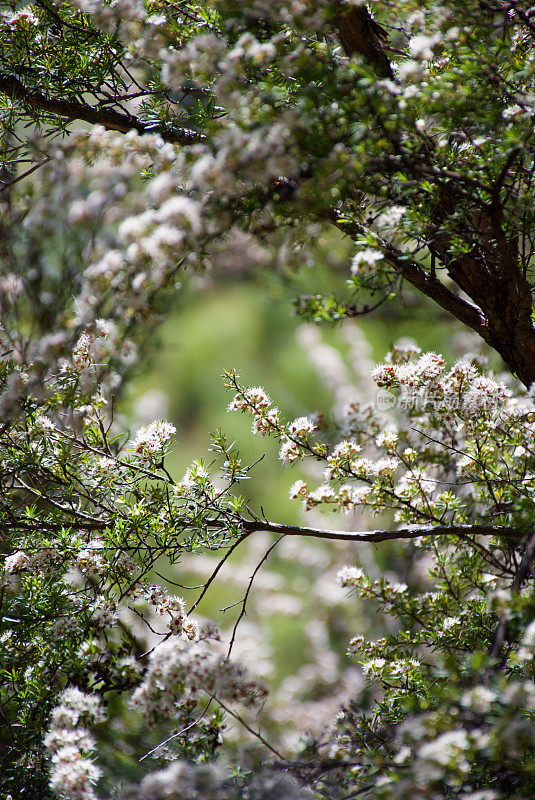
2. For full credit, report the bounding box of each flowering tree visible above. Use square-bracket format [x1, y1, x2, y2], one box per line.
[2, 1, 535, 798]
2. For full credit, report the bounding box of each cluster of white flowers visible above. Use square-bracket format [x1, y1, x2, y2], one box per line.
[361, 657, 387, 676]
[375, 425, 398, 449]
[4, 550, 30, 573]
[351, 247, 383, 276]
[117, 195, 202, 266]
[251, 406, 281, 437]
[138, 760, 223, 800]
[173, 461, 216, 500]
[132, 419, 177, 460]
[394, 469, 436, 511]
[442, 616, 461, 630]
[229, 341, 523, 532]
[502, 104, 524, 120]
[304, 483, 336, 508]
[1, 7, 40, 27]
[461, 686, 497, 714]
[375, 205, 407, 231]
[135, 761, 315, 800]
[228, 379, 319, 467]
[371, 351, 511, 418]
[287, 415, 317, 438]
[289, 479, 308, 499]
[131, 637, 267, 725]
[279, 438, 303, 464]
[409, 33, 442, 61]
[69, 320, 121, 377]
[0, 272, 25, 302]
[418, 728, 472, 771]
[153, 594, 189, 635]
[396, 58, 422, 82]
[89, 600, 118, 630]
[227, 32, 277, 65]
[372, 352, 446, 388]
[337, 566, 366, 587]
[323, 438, 362, 479]
[76, 540, 107, 578]
[73, 0, 146, 35]
[338, 483, 372, 510]
[228, 386, 272, 413]
[45, 688, 106, 800]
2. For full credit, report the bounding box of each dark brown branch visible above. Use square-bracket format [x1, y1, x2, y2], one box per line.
[240, 520, 516, 543]
[430, 172, 535, 387]
[331, 212, 489, 336]
[0, 72, 202, 146]
[328, 2, 535, 387]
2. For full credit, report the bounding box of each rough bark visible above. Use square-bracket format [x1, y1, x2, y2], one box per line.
[432, 189, 535, 387]
[334, 3, 394, 78]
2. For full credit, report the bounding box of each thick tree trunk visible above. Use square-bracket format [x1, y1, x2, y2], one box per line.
[334, 3, 394, 78]
[454, 272, 535, 388]
[431, 195, 535, 387]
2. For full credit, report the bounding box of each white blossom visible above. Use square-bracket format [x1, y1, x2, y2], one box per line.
[419, 728, 470, 766]
[133, 419, 176, 456]
[351, 248, 383, 275]
[375, 205, 406, 231]
[4, 551, 30, 573]
[279, 438, 302, 464]
[288, 415, 316, 437]
[337, 566, 365, 587]
[289, 479, 307, 498]
[409, 33, 442, 61]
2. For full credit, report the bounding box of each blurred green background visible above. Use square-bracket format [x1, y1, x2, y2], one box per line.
[123, 230, 458, 522]
[97, 229, 499, 785]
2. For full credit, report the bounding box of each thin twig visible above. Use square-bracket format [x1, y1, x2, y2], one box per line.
[139, 699, 213, 762]
[227, 536, 284, 658]
[0, 156, 51, 191]
[212, 695, 287, 761]
[188, 532, 251, 614]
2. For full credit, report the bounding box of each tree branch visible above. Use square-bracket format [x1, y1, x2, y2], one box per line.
[0, 72, 203, 146]
[241, 520, 516, 543]
[331, 212, 489, 336]
[227, 535, 284, 658]
[212, 695, 287, 761]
